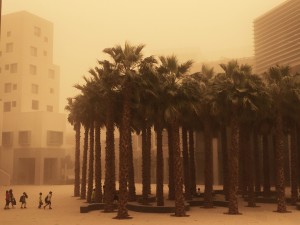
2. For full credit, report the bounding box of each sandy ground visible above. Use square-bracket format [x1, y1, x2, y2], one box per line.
[0, 184, 299, 225]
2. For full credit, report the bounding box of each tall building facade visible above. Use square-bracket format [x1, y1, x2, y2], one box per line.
[254, 0, 300, 75]
[0, 11, 66, 185]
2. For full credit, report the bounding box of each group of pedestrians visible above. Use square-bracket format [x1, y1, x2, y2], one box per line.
[4, 190, 53, 210]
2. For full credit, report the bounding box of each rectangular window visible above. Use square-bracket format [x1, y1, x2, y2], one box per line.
[7, 31, 11, 37]
[6, 43, 13, 53]
[47, 131, 63, 146]
[50, 88, 54, 94]
[47, 105, 53, 112]
[4, 83, 12, 93]
[12, 101, 16, 107]
[10, 63, 18, 73]
[5, 64, 9, 70]
[31, 84, 39, 94]
[43, 51, 48, 56]
[32, 100, 39, 110]
[18, 131, 31, 146]
[3, 102, 11, 112]
[44, 37, 48, 42]
[29, 65, 37, 75]
[48, 69, 55, 79]
[13, 84, 17, 90]
[2, 132, 13, 147]
[30, 46, 37, 56]
[34, 26, 41, 36]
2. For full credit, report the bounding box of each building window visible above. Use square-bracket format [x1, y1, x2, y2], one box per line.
[32, 100, 39, 110]
[2, 132, 13, 147]
[12, 101, 17, 107]
[3, 102, 11, 112]
[13, 84, 17, 90]
[5, 64, 9, 70]
[43, 51, 48, 56]
[0, 67, 2, 73]
[4, 83, 12, 93]
[10, 63, 18, 73]
[34, 26, 41, 36]
[47, 105, 53, 112]
[47, 131, 63, 146]
[29, 65, 37, 75]
[7, 31, 11, 37]
[31, 84, 39, 94]
[50, 88, 54, 94]
[6, 43, 13, 53]
[44, 37, 48, 42]
[30, 46, 37, 56]
[18, 131, 31, 146]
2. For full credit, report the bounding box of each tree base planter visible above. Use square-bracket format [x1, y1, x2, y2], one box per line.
[126, 201, 190, 213]
[80, 203, 105, 213]
[188, 195, 228, 207]
[113, 216, 133, 220]
[273, 210, 292, 213]
[223, 212, 242, 215]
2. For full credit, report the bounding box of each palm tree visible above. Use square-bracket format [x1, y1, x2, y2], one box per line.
[158, 55, 197, 216]
[212, 60, 265, 214]
[65, 98, 81, 197]
[264, 65, 300, 212]
[104, 42, 145, 219]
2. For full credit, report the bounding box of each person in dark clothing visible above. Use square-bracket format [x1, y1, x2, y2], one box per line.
[20, 192, 28, 209]
[44, 191, 52, 209]
[9, 189, 16, 208]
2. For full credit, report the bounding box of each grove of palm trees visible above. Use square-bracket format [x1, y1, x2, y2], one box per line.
[66, 42, 300, 219]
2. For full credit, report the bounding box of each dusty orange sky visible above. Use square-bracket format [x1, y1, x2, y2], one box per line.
[2, 0, 286, 111]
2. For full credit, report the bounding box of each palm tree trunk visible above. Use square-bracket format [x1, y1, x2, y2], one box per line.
[172, 120, 186, 217]
[239, 127, 247, 196]
[104, 103, 116, 212]
[262, 134, 271, 197]
[141, 124, 149, 204]
[290, 124, 298, 205]
[182, 126, 191, 201]
[128, 133, 136, 202]
[87, 121, 95, 203]
[156, 122, 164, 206]
[274, 110, 287, 212]
[74, 122, 81, 197]
[80, 124, 89, 199]
[167, 126, 175, 200]
[253, 132, 261, 193]
[204, 121, 214, 208]
[246, 129, 256, 207]
[116, 82, 131, 219]
[221, 125, 229, 200]
[188, 129, 196, 196]
[227, 115, 240, 214]
[94, 121, 102, 203]
[146, 123, 152, 195]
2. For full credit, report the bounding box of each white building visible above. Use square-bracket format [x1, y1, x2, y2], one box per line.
[0, 11, 66, 185]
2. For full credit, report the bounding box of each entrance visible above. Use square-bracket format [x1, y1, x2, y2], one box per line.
[44, 158, 58, 184]
[17, 158, 35, 184]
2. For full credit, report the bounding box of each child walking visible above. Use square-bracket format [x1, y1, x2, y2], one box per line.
[38, 192, 43, 209]
[44, 191, 52, 209]
[20, 192, 28, 209]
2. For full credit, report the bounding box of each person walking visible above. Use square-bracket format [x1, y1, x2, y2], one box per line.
[44, 191, 52, 209]
[9, 189, 16, 208]
[20, 192, 28, 209]
[38, 192, 43, 209]
[4, 190, 10, 209]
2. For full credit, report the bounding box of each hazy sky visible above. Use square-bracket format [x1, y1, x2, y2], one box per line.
[3, 0, 286, 111]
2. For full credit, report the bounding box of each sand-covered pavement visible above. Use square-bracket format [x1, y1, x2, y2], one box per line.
[0, 185, 299, 225]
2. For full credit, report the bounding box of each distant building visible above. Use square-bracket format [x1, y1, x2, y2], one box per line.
[254, 0, 300, 75]
[0, 11, 66, 185]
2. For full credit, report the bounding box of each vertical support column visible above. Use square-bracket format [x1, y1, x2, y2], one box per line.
[35, 156, 44, 185]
